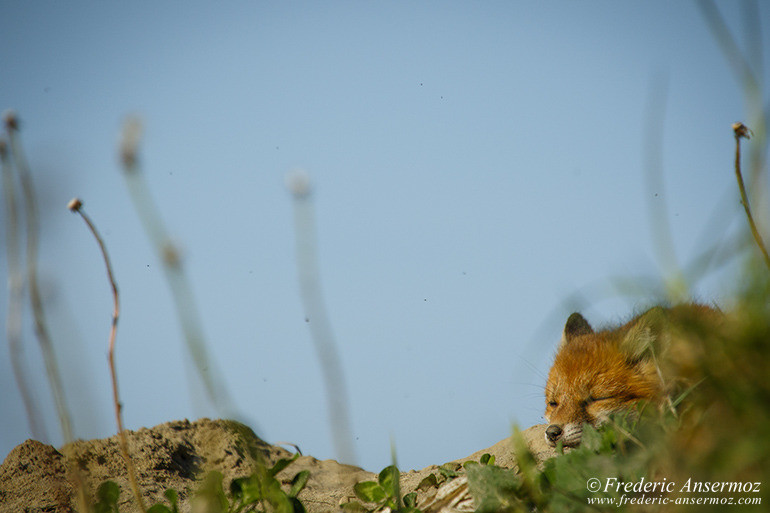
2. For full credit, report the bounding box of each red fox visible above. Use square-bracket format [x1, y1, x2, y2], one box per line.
[544, 304, 717, 447]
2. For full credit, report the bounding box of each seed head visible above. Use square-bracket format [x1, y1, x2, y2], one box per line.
[162, 243, 181, 267]
[67, 197, 83, 212]
[120, 116, 143, 168]
[3, 110, 19, 131]
[285, 169, 312, 198]
[732, 122, 752, 140]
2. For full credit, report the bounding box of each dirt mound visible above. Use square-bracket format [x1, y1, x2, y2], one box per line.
[0, 418, 554, 513]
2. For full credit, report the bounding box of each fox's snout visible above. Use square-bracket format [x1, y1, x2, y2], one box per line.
[545, 424, 562, 443]
[544, 422, 583, 447]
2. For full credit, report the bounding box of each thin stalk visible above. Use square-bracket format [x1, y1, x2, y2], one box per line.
[1, 137, 47, 441]
[68, 198, 147, 513]
[698, 0, 769, 244]
[287, 170, 357, 465]
[697, 0, 760, 95]
[389, 439, 402, 509]
[3, 112, 74, 444]
[117, 117, 236, 418]
[4, 111, 87, 513]
[732, 122, 770, 270]
[642, 71, 688, 301]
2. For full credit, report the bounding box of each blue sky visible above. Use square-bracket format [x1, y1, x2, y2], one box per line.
[1, 1, 767, 472]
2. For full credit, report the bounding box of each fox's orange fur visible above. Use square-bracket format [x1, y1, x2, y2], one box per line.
[544, 304, 717, 447]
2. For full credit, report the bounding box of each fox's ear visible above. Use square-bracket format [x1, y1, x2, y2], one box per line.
[621, 307, 666, 362]
[561, 313, 593, 345]
[621, 324, 655, 362]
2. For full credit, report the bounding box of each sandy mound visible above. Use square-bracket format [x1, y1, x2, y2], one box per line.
[0, 418, 555, 513]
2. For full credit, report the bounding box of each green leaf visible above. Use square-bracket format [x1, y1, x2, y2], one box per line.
[580, 422, 603, 451]
[353, 481, 386, 503]
[265, 488, 294, 513]
[437, 463, 461, 480]
[479, 453, 495, 466]
[340, 501, 370, 512]
[465, 463, 522, 513]
[230, 475, 262, 503]
[417, 473, 438, 491]
[270, 454, 299, 477]
[289, 470, 310, 497]
[377, 465, 400, 497]
[96, 481, 121, 504]
[403, 491, 418, 508]
[93, 503, 114, 513]
[164, 488, 178, 504]
[164, 488, 179, 513]
[194, 471, 229, 513]
[146, 488, 179, 513]
[290, 496, 307, 513]
[147, 505, 172, 513]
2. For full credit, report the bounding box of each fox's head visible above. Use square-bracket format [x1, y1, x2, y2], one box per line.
[544, 311, 662, 447]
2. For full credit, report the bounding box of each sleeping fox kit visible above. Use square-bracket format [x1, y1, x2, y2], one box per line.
[544, 304, 718, 447]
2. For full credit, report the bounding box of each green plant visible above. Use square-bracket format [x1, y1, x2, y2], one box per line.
[346, 455, 496, 513]
[92, 481, 121, 513]
[462, 406, 673, 512]
[193, 455, 309, 513]
[89, 481, 179, 513]
[89, 454, 309, 513]
[343, 465, 417, 513]
[146, 489, 180, 513]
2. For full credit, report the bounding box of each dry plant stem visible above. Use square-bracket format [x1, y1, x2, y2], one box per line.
[733, 124, 770, 270]
[5, 119, 74, 444]
[1, 140, 48, 441]
[289, 175, 357, 465]
[699, 0, 769, 219]
[5, 114, 87, 513]
[118, 119, 236, 419]
[69, 199, 147, 513]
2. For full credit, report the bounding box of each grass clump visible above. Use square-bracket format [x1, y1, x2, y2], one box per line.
[89, 454, 310, 513]
[193, 454, 310, 513]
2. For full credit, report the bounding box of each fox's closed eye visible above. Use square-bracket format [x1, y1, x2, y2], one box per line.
[548, 401, 558, 407]
[588, 395, 614, 403]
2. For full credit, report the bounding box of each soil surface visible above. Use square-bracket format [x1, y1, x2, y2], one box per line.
[0, 418, 556, 513]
